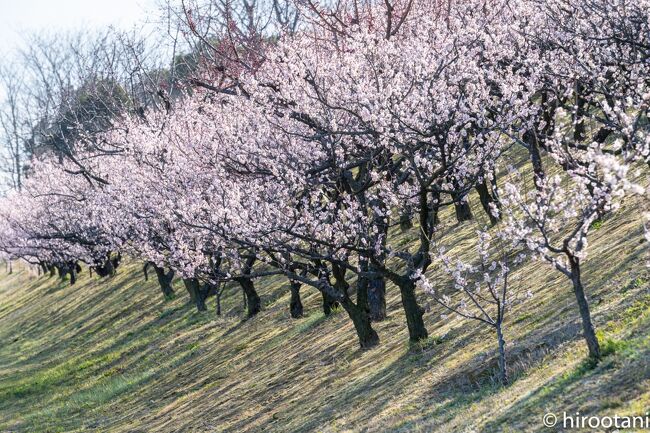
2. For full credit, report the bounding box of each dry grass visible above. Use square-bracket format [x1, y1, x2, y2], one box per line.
[0, 195, 648, 432]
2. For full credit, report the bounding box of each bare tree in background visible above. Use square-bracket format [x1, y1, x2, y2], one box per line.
[0, 63, 29, 192]
[0, 28, 176, 189]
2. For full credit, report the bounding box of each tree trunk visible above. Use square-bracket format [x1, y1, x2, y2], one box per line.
[496, 324, 508, 385]
[184, 278, 197, 302]
[367, 272, 386, 322]
[523, 130, 545, 188]
[475, 180, 499, 225]
[399, 206, 413, 231]
[452, 193, 473, 223]
[69, 264, 77, 285]
[216, 290, 222, 316]
[569, 258, 601, 361]
[196, 291, 208, 312]
[340, 298, 379, 349]
[289, 280, 304, 318]
[183, 278, 207, 312]
[397, 278, 429, 342]
[367, 201, 388, 322]
[322, 292, 339, 315]
[154, 266, 175, 300]
[104, 257, 115, 277]
[429, 190, 441, 228]
[237, 277, 261, 318]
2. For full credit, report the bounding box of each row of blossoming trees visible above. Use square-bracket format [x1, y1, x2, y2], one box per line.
[0, 0, 648, 384]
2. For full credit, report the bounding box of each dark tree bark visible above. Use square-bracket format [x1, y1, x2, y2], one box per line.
[68, 263, 77, 285]
[359, 258, 387, 322]
[373, 187, 431, 342]
[452, 193, 473, 223]
[104, 257, 115, 277]
[569, 257, 601, 361]
[111, 252, 121, 272]
[367, 198, 389, 322]
[523, 129, 545, 189]
[289, 280, 304, 318]
[94, 253, 117, 278]
[234, 254, 261, 318]
[183, 278, 207, 312]
[475, 179, 500, 225]
[144, 262, 175, 300]
[367, 273, 386, 322]
[429, 190, 441, 227]
[342, 297, 379, 349]
[215, 285, 224, 316]
[522, 90, 558, 188]
[396, 277, 428, 342]
[399, 206, 413, 231]
[331, 264, 379, 349]
[237, 277, 261, 318]
[322, 292, 339, 315]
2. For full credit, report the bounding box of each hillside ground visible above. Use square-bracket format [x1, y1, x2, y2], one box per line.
[0, 188, 649, 432]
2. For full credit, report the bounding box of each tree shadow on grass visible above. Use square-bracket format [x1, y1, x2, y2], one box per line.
[481, 341, 650, 433]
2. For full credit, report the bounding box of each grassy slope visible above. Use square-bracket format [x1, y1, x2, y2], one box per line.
[0, 194, 649, 432]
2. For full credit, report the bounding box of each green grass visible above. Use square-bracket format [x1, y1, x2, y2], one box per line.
[0, 194, 648, 432]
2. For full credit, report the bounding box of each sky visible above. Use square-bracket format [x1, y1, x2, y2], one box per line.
[0, 0, 159, 55]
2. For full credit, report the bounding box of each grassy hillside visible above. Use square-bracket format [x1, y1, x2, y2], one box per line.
[0, 198, 648, 432]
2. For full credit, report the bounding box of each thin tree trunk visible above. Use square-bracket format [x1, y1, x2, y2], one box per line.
[69, 264, 77, 285]
[569, 258, 601, 361]
[496, 324, 508, 385]
[216, 290, 222, 316]
[289, 280, 304, 318]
